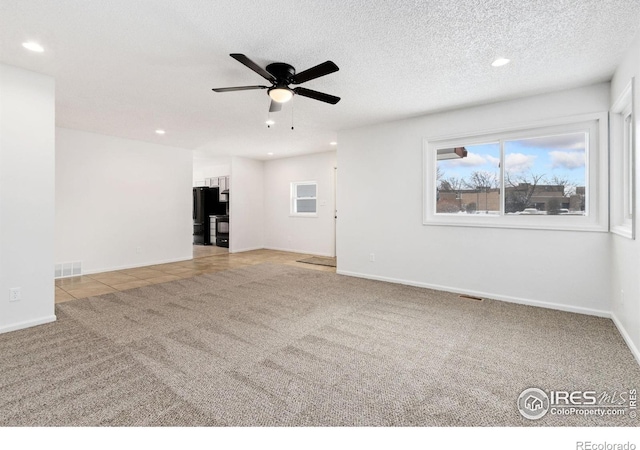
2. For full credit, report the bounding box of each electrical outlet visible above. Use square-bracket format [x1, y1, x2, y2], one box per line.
[621, 289, 625, 305]
[136, 247, 142, 254]
[369, 253, 375, 262]
[9, 287, 21, 302]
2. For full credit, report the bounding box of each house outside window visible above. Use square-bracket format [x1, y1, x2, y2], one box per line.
[424, 113, 608, 231]
[291, 181, 317, 216]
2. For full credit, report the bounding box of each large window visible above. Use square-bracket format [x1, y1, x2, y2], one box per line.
[610, 80, 635, 239]
[424, 114, 608, 231]
[291, 181, 317, 216]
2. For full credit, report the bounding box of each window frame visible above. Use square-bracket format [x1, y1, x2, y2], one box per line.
[290, 181, 318, 217]
[610, 79, 636, 239]
[423, 112, 608, 232]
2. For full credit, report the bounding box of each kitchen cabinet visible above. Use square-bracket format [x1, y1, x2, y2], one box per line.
[218, 176, 229, 201]
[201, 176, 229, 200]
[209, 215, 216, 243]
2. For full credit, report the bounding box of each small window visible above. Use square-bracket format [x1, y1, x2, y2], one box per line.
[625, 111, 634, 220]
[291, 181, 317, 216]
[425, 113, 608, 231]
[610, 80, 635, 239]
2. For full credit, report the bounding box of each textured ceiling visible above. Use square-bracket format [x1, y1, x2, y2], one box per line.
[1, 0, 639, 160]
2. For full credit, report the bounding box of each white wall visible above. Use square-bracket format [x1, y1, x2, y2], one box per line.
[55, 128, 193, 274]
[0, 64, 56, 333]
[610, 30, 640, 363]
[264, 151, 337, 256]
[229, 156, 264, 253]
[193, 155, 230, 186]
[338, 83, 611, 316]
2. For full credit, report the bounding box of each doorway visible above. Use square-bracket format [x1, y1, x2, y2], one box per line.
[333, 166, 338, 259]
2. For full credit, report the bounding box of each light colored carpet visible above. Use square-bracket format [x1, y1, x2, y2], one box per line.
[0, 263, 638, 426]
[296, 256, 337, 267]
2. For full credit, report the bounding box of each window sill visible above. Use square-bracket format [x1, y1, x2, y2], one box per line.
[423, 214, 607, 233]
[289, 214, 318, 218]
[611, 225, 634, 239]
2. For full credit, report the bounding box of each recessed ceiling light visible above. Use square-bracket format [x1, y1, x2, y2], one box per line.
[267, 152, 274, 156]
[329, 141, 337, 146]
[491, 58, 511, 67]
[155, 129, 165, 135]
[265, 120, 275, 126]
[22, 42, 44, 52]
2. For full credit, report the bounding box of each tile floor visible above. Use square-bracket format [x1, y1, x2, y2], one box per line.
[54, 247, 336, 303]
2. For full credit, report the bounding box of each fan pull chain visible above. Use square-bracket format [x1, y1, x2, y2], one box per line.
[291, 100, 294, 130]
[266, 100, 273, 128]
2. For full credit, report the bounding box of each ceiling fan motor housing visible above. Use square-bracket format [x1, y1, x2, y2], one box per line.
[266, 63, 296, 103]
[266, 62, 296, 83]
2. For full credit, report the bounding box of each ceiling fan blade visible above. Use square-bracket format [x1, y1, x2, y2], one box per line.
[230, 53, 276, 83]
[269, 100, 282, 112]
[291, 61, 339, 85]
[212, 85, 268, 92]
[294, 87, 341, 104]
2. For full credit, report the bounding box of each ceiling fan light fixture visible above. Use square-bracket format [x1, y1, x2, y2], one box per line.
[268, 87, 293, 103]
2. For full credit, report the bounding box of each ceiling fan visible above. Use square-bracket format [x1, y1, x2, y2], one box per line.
[212, 54, 340, 112]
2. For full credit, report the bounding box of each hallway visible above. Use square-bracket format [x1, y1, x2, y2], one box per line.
[55, 248, 336, 303]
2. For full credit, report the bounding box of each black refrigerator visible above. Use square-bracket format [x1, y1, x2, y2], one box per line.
[193, 187, 226, 245]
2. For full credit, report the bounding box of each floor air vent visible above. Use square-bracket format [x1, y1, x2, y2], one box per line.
[55, 261, 82, 278]
[458, 294, 483, 301]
